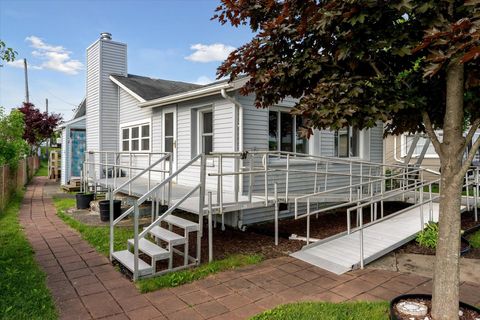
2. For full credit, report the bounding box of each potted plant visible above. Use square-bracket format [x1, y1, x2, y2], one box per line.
[390, 294, 480, 320]
[75, 192, 94, 209]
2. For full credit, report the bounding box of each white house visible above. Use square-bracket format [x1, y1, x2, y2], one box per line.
[77, 32, 385, 227]
[66, 33, 448, 279]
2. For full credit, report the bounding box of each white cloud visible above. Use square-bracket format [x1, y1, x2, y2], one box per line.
[5, 60, 25, 68]
[185, 43, 235, 63]
[194, 76, 213, 85]
[22, 36, 83, 75]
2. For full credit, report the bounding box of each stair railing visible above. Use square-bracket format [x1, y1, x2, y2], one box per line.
[108, 153, 172, 261]
[121, 154, 206, 280]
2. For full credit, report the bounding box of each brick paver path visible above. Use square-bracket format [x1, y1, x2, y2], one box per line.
[21, 177, 480, 319]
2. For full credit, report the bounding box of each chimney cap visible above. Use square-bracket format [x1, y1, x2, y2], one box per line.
[100, 32, 112, 40]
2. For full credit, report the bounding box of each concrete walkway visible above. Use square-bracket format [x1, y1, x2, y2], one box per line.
[21, 177, 480, 320]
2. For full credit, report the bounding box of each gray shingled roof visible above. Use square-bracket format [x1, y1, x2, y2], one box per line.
[73, 98, 86, 119]
[111, 74, 203, 101]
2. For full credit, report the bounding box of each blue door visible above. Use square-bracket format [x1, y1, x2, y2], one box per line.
[70, 129, 86, 177]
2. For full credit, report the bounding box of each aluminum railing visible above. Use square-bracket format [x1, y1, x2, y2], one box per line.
[82, 151, 171, 195]
[349, 178, 441, 269]
[111, 154, 206, 280]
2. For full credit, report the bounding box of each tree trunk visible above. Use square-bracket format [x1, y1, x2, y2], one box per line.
[431, 62, 464, 320]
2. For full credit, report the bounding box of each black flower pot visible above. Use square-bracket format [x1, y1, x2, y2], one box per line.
[99, 200, 122, 222]
[390, 294, 480, 320]
[76, 193, 94, 209]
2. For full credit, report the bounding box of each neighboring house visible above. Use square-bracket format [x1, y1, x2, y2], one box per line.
[59, 99, 86, 186]
[67, 32, 384, 227]
[385, 131, 480, 180]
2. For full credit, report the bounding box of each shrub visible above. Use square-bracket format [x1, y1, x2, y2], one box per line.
[416, 221, 439, 249]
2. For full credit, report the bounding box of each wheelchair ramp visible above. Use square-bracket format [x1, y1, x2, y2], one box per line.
[291, 203, 446, 275]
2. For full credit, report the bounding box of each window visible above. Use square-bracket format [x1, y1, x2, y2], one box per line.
[121, 124, 150, 152]
[401, 131, 443, 158]
[199, 110, 213, 154]
[335, 127, 360, 158]
[403, 134, 440, 157]
[269, 110, 308, 153]
[164, 112, 174, 153]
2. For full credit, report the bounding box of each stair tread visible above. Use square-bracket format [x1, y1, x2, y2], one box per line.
[164, 215, 199, 231]
[112, 250, 152, 276]
[148, 226, 186, 245]
[127, 238, 170, 258]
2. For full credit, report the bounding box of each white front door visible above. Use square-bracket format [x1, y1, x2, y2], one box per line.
[163, 106, 177, 173]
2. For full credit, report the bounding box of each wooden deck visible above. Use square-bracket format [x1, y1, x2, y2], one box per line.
[290, 203, 465, 275]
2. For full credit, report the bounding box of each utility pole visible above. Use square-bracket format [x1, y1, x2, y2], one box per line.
[46, 98, 49, 159]
[24, 59, 30, 103]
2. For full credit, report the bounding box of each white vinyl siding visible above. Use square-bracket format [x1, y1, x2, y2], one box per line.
[85, 39, 126, 174]
[86, 42, 100, 153]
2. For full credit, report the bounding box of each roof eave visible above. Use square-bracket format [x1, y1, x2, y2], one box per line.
[58, 115, 86, 130]
[139, 77, 249, 108]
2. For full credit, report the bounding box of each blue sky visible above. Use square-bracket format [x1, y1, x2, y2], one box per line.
[0, 0, 253, 119]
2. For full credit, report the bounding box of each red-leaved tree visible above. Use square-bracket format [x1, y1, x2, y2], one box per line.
[18, 102, 62, 154]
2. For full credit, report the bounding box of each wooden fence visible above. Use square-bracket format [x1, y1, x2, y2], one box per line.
[0, 156, 39, 211]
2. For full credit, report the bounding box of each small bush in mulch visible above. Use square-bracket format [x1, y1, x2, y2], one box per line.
[399, 211, 480, 259]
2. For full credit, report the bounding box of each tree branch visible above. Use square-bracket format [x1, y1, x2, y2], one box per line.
[459, 133, 480, 178]
[464, 117, 480, 147]
[369, 61, 383, 77]
[422, 111, 443, 157]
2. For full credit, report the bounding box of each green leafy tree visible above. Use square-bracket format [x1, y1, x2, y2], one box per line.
[214, 1, 480, 318]
[0, 40, 17, 66]
[0, 108, 28, 167]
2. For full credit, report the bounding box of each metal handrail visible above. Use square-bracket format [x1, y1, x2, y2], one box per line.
[293, 168, 423, 219]
[139, 184, 201, 239]
[353, 179, 441, 269]
[210, 150, 412, 170]
[112, 153, 171, 194]
[138, 154, 202, 204]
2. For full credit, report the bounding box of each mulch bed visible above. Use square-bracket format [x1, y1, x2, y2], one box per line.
[393, 297, 480, 320]
[397, 211, 480, 259]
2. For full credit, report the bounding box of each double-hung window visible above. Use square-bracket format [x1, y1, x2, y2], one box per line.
[199, 109, 213, 154]
[335, 127, 360, 158]
[121, 124, 150, 152]
[268, 109, 308, 154]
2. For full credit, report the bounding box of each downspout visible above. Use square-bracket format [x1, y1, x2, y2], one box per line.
[393, 135, 403, 163]
[220, 88, 244, 230]
[220, 89, 243, 152]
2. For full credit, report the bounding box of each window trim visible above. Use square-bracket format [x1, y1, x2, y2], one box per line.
[400, 132, 442, 159]
[120, 119, 151, 153]
[268, 107, 309, 154]
[197, 107, 213, 155]
[334, 127, 367, 159]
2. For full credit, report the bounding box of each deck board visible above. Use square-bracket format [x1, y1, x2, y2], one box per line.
[291, 203, 450, 274]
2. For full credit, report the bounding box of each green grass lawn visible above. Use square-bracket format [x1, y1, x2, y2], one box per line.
[53, 197, 263, 292]
[251, 301, 389, 320]
[0, 192, 57, 320]
[468, 230, 480, 248]
[137, 253, 262, 293]
[53, 197, 133, 256]
[35, 158, 48, 177]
